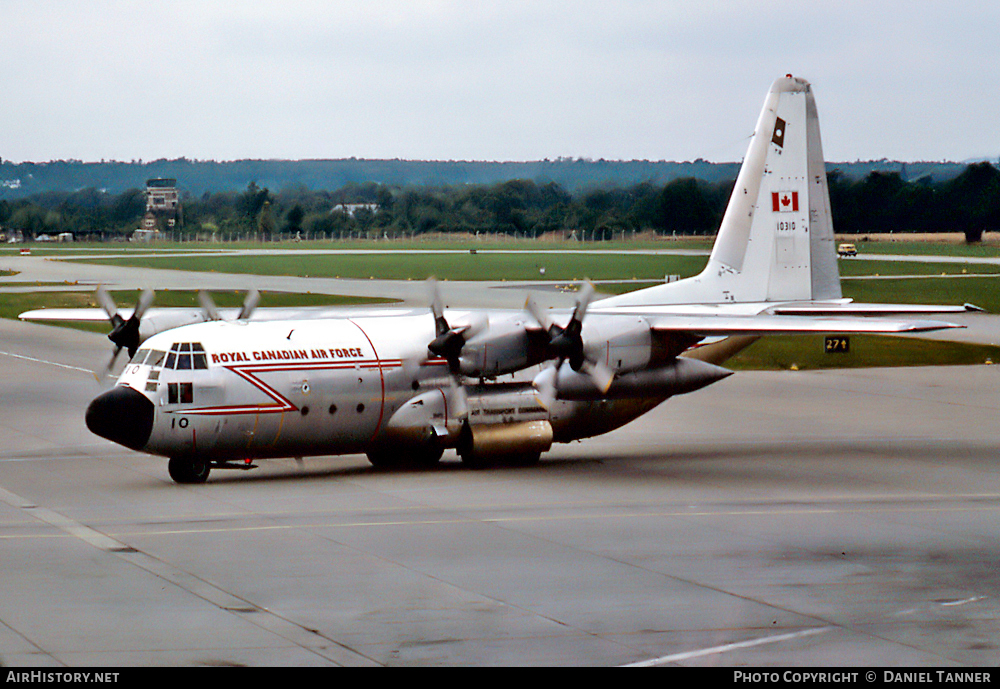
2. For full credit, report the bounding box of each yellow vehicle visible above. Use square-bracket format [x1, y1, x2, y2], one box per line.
[837, 243, 857, 257]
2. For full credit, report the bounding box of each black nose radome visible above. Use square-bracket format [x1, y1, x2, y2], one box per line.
[86, 386, 154, 451]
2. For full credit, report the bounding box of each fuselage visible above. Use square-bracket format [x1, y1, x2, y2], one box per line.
[86, 313, 681, 464]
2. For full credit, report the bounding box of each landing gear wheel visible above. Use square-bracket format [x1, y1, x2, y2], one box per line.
[168, 456, 211, 484]
[365, 450, 396, 468]
[507, 452, 541, 467]
[458, 448, 490, 469]
[460, 450, 542, 469]
[366, 445, 444, 469]
[411, 445, 445, 467]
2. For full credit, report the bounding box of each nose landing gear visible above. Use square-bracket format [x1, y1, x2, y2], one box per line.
[168, 456, 211, 484]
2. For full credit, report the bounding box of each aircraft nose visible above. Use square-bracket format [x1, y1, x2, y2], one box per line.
[85, 386, 155, 451]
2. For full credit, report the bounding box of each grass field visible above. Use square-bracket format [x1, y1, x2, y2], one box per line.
[67, 251, 712, 283]
[727, 334, 1000, 371]
[843, 238, 1000, 258]
[841, 276, 1000, 312]
[6, 236, 998, 370]
[0, 236, 718, 255]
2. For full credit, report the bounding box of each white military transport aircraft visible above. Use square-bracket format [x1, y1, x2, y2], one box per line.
[21, 75, 977, 483]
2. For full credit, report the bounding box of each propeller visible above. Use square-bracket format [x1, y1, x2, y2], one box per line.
[526, 280, 614, 407]
[197, 289, 261, 322]
[424, 278, 487, 373]
[96, 286, 155, 377]
[401, 278, 489, 421]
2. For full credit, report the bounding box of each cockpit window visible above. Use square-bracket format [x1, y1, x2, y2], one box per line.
[130, 349, 150, 365]
[192, 343, 208, 369]
[163, 343, 208, 369]
[147, 350, 166, 368]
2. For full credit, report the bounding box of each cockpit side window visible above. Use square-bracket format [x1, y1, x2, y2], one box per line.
[167, 382, 194, 404]
[130, 349, 150, 365]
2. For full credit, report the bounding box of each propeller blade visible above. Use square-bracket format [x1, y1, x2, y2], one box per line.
[580, 358, 615, 394]
[427, 277, 450, 337]
[198, 291, 222, 321]
[571, 280, 595, 322]
[133, 288, 155, 321]
[524, 295, 553, 331]
[460, 313, 489, 340]
[446, 377, 469, 420]
[97, 345, 125, 385]
[237, 289, 260, 320]
[95, 286, 120, 323]
[532, 364, 559, 410]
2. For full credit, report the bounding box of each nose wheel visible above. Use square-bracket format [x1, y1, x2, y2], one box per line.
[168, 456, 211, 484]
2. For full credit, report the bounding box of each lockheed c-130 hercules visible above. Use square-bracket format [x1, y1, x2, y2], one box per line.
[21, 75, 978, 484]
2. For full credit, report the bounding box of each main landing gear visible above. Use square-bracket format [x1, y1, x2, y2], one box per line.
[366, 445, 445, 469]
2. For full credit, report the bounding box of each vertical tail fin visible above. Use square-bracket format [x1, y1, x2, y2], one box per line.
[603, 75, 841, 307]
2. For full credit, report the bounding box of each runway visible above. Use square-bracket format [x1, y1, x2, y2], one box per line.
[3, 314, 1000, 666]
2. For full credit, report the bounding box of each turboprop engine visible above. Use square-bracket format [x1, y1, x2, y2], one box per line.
[531, 356, 733, 401]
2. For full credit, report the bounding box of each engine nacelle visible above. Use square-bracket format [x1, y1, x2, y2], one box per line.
[458, 316, 548, 378]
[533, 356, 733, 401]
[581, 315, 655, 373]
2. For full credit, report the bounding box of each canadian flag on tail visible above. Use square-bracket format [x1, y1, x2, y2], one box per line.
[771, 191, 799, 213]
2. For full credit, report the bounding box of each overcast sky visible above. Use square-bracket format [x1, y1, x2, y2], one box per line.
[2, 1, 998, 164]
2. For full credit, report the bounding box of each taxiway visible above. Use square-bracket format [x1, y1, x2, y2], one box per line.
[2, 311, 1000, 666]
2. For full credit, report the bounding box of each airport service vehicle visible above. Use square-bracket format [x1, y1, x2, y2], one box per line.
[838, 243, 858, 257]
[22, 75, 975, 483]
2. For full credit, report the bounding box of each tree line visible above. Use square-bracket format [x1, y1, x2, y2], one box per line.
[1, 163, 997, 243]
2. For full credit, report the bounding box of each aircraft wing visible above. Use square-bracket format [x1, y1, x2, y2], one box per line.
[648, 314, 964, 337]
[766, 302, 983, 316]
[18, 308, 118, 322]
[18, 305, 424, 324]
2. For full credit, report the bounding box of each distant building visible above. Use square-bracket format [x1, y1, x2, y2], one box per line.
[332, 203, 379, 217]
[132, 228, 160, 242]
[142, 179, 181, 236]
[146, 178, 179, 212]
